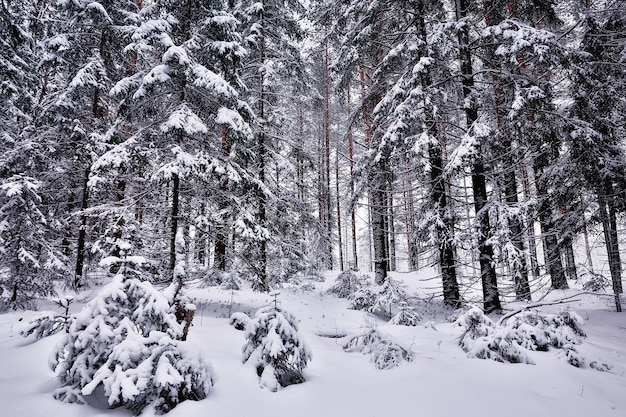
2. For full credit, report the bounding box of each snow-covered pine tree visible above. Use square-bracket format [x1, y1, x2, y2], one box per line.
[235, 0, 316, 290]
[570, 2, 626, 311]
[330, 0, 462, 303]
[242, 291, 311, 391]
[0, 175, 66, 308]
[50, 242, 214, 414]
[31, 0, 143, 289]
[0, 0, 39, 177]
[107, 0, 253, 279]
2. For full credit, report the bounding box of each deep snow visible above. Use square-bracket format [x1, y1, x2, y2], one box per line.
[1, 269, 625, 417]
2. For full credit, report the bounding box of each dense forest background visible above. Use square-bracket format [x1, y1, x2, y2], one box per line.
[1, 0, 625, 313]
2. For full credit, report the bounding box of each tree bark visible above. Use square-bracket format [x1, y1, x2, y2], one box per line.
[169, 173, 180, 272]
[73, 167, 90, 289]
[598, 190, 622, 311]
[455, 0, 501, 312]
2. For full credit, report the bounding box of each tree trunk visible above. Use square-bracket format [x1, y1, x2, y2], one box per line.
[214, 125, 229, 271]
[73, 167, 90, 289]
[504, 175, 531, 300]
[347, 87, 358, 270]
[371, 183, 388, 284]
[387, 186, 396, 272]
[562, 235, 578, 281]
[256, 11, 269, 291]
[598, 190, 622, 311]
[455, 0, 500, 312]
[169, 173, 180, 272]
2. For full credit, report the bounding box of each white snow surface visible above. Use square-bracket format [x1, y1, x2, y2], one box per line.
[1, 269, 625, 417]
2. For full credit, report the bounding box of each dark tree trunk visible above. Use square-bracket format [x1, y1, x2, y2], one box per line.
[387, 186, 396, 272]
[169, 173, 180, 272]
[414, 0, 460, 304]
[74, 167, 90, 289]
[371, 183, 388, 284]
[598, 190, 622, 311]
[455, 0, 501, 312]
[256, 12, 269, 291]
[562, 235, 578, 281]
[504, 175, 531, 300]
[347, 87, 358, 270]
[214, 126, 230, 271]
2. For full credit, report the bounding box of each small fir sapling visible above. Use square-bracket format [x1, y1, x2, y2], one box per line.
[50, 239, 215, 414]
[389, 301, 421, 326]
[20, 297, 74, 340]
[242, 290, 312, 391]
[349, 287, 377, 311]
[369, 278, 411, 318]
[327, 270, 363, 298]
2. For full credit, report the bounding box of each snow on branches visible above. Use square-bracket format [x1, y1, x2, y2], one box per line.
[50, 251, 214, 415]
[242, 292, 312, 391]
[455, 306, 599, 368]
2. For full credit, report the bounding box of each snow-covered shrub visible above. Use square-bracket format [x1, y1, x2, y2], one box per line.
[327, 270, 364, 298]
[457, 307, 590, 366]
[50, 253, 214, 414]
[582, 272, 611, 292]
[456, 307, 534, 364]
[242, 295, 312, 391]
[369, 278, 411, 318]
[343, 329, 415, 370]
[506, 310, 586, 352]
[20, 297, 74, 341]
[349, 287, 377, 311]
[20, 312, 70, 340]
[389, 302, 421, 326]
[230, 312, 251, 331]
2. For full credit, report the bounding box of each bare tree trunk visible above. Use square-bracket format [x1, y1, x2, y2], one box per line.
[74, 167, 90, 289]
[335, 124, 344, 271]
[214, 125, 230, 272]
[169, 173, 180, 272]
[256, 11, 269, 291]
[387, 186, 396, 272]
[347, 87, 358, 270]
[562, 236, 578, 281]
[598, 190, 622, 311]
[455, 0, 500, 312]
[323, 41, 334, 269]
[521, 164, 540, 281]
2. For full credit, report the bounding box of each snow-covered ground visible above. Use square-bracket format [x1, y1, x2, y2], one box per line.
[1, 269, 625, 417]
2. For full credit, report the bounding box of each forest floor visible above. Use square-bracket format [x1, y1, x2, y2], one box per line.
[0, 268, 625, 417]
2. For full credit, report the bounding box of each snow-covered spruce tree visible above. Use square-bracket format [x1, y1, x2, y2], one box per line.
[50, 242, 214, 414]
[389, 301, 421, 326]
[106, 0, 254, 278]
[242, 291, 311, 391]
[235, 0, 316, 291]
[0, 175, 65, 308]
[34, 0, 140, 289]
[369, 277, 410, 319]
[0, 0, 39, 177]
[327, 269, 364, 298]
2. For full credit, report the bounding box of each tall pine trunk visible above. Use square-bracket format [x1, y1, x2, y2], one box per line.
[73, 167, 90, 289]
[455, 0, 500, 312]
[415, 0, 460, 305]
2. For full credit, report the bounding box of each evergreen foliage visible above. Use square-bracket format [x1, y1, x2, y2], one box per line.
[50, 248, 214, 414]
[242, 293, 312, 391]
[0, 175, 65, 307]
